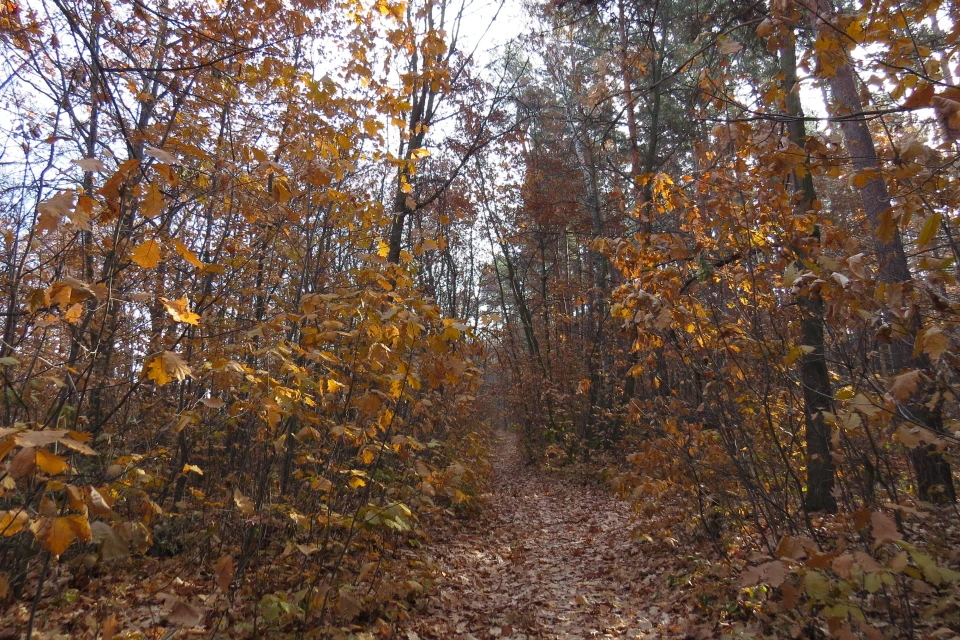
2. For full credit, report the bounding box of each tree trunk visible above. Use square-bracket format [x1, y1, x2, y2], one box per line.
[781, 36, 837, 512]
[808, 0, 955, 502]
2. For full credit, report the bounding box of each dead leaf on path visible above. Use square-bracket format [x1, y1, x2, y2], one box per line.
[163, 594, 204, 627]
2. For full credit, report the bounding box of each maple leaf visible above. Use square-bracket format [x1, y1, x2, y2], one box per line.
[164, 596, 204, 627]
[215, 555, 234, 591]
[233, 489, 255, 516]
[131, 239, 162, 268]
[870, 511, 901, 543]
[144, 145, 179, 165]
[903, 83, 935, 109]
[72, 157, 108, 172]
[160, 297, 201, 325]
[141, 182, 165, 218]
[7, 447, 36, 479]
[888, 369, 921, 402]
[0, 510, 29, 537]
[37, 514, 92, 556]
[146, 356, 172, 386]
[35, 449, 69, 475]
[36, 191, 75, 232]
[917, 327, 949, 361]
[63, 302, 83, 324]
[163, 351, 191, 381]
[145, 351, 191, 386]
[716, 36, 742, 55]
[69, 195, 95, 230]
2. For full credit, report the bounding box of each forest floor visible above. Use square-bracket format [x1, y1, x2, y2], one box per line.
[399, 431, 705, 639]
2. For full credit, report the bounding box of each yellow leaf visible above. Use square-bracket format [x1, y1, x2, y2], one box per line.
[182, 464, 203, 475]
[172, 240, 203, 268]
[160, 297, 200, 325]
[131, 240, 162, 268]
[36, 449, 69, 475]
[141, 182, 165, 218]
[39, 515, 91, 556]
[63, 303, 83, 324]
[917, 213, 941, 251]
[145, 351, 190, 386]
[875, 209, 897, 244]
[146, 355, 172, 386]
[233, 489, 255, 516]
[784, 346, 802, 366]
[0, 510, 29, 536]
[348, 476, 366, 489]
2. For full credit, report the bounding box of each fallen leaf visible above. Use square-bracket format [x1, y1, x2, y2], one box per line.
[165, 598, 204, 627]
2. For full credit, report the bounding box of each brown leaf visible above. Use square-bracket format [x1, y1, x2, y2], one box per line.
[102, 615, 117, 640]
[903, 83, 935, 109]
[144, 145, 179, 165]
[7, 447, 36, 479]
[338, 591, 361, 621]
[36, 191, 75, 232]
[889, 369, 921, 402]
[91, 521, 129, 560]
[233, 489, 255, 516]
[870, 511, 902, 544]
[165, 597, 204, 627]
[781, 582, 798, 608]
[214, 554, 234, 592]
[72, 158, 108, 173]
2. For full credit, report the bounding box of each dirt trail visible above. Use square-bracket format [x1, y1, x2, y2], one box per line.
[402, 431, 667, 639]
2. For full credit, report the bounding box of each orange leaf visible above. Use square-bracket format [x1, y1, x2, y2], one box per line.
[131, 239, 162, 268]
[35, 449, 69, 475]
[903, 83, 935, 109]
[160, 297, 200, 325]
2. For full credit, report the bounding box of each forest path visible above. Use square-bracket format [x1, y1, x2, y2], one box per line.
[401, 431, 664, 639]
